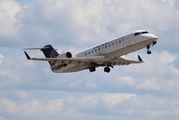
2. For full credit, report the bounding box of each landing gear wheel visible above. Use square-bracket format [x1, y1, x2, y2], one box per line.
[104, 67, 110, 73]
[146, 45, 152, 54]
[89, 67, 96, 72]
[147, 51, 151, 54]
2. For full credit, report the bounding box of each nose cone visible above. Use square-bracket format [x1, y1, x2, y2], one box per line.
[151, 34, 158, 40]
[144, 34, 158, 41]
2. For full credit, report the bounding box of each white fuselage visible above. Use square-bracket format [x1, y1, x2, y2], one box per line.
[52, 30, 158, 73]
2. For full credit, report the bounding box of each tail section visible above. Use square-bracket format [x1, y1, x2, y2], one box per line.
[41, 45, 59, 66]
[41, 45, 59, 58]
[23, 45, 59, 66]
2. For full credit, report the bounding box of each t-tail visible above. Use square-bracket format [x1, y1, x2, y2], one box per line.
[40, 45, 59, 66]
[23, 44, 59, 66]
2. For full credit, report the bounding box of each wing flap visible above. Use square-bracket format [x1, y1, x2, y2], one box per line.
[111, 55, 143, 64]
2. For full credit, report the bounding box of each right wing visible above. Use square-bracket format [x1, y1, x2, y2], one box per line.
[24, 51, 143, 66]
[110, 55, 143, 64]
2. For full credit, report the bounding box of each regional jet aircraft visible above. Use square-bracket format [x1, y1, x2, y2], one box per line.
[24, 30, 158, 73]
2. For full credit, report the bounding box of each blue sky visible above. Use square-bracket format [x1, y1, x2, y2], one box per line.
[0, 0, 179, 120]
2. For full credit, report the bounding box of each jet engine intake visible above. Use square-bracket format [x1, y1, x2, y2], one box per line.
[58, 52, 72, 58]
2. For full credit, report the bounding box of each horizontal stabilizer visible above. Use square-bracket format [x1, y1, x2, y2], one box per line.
[23, 47, 49, 50]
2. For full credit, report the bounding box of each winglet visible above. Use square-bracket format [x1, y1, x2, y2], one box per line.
[138, 55, 143, 62]
[24, 51, 31, 60]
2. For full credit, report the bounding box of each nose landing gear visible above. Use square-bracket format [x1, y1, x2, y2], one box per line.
[146, 41, 157, 54]
[152, 41, 157, 46]
[147, 45, 151, 54]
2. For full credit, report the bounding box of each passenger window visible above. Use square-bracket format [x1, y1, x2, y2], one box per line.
[105, 46, 107, 48]
[85, 53, 87, 55]
[89, 52, 90, 54]
[98, 48, 100, 51]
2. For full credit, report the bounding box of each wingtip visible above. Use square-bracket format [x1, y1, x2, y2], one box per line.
[138, 55, 143, 62]
[24, 51, 31, 59]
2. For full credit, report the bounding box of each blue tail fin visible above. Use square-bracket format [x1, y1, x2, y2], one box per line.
[41, 45, 59, 66]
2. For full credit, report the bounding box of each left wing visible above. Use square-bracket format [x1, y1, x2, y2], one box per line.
[24, 51, 106, 62]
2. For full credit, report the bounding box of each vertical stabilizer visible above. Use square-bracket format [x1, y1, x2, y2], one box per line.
[41, 45, 59, 66]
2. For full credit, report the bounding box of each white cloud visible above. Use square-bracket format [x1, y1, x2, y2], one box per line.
[161, 0, 175, 7]
[8, 90, 29, 100]
[46, 99, 64, 114]
[0, 0, 178, 48]
[79, 95, 99, 108]
[158, 51, 176, 65]
[136, 79, 161, 90]
[0, 54, 3, 65]
[100, 93, 136, 107]
[122, 51, 179, 81]
[0, 99, 20, 114]
[0, 98, 63, 118]
[0, 0, 21, 36]
[0, 91, 178, 119]
[85, 82, 97, 88]
[117, 76, 135, 86]
[146, 110, 167, 116]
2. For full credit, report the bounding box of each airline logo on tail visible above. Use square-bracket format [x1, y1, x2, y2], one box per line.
[50, 49, 59, 58]
[23, 45, 59, 66]
[40, 45, 59, 66]
[49, 49, 59, 66]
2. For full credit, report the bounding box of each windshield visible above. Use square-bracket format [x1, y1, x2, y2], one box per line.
[134, 31, 149, 36]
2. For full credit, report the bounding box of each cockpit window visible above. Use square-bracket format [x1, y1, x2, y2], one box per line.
[141, 31, 148, 34]
[134, 32, 141, 36]
[134, 31, 149, 36]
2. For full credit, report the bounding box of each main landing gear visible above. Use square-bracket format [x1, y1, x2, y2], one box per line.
[89, 66, 111, 73]
[104, 63, 114, 73]
[89, 67, 96, 72]
[104, 67, 110, 73]
[89, 66, 112, 73]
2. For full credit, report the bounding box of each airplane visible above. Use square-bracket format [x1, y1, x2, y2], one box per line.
[23, 30, 158, 73]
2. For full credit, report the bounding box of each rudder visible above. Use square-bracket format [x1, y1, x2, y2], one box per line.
[41, 45, 59, 66]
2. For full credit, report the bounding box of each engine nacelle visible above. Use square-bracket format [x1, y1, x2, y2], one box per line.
[57, 52, 72, 58]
